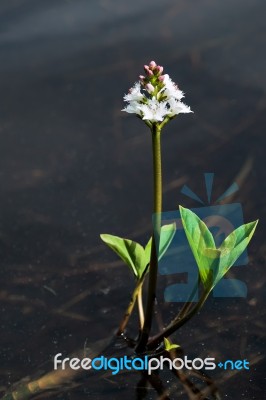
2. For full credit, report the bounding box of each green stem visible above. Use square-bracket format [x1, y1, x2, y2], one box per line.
[136, 124, 162, 352]
[116, 278, 144, 336]
[175, 277, 200, 320]
[137, 285, 144, 330]
[147, 289, 211, 350]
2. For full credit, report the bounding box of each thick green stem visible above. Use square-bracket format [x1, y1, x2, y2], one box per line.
[147, 289, 211, 350]
[136, 124, 162, 352]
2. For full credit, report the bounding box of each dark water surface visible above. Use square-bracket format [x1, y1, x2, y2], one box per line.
[0, 0, 265, 399]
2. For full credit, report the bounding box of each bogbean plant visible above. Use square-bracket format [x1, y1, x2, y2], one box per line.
[0, 61, 259, 400]
[101, 61, 258, 354]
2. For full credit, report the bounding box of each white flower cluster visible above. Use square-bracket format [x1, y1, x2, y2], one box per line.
[122, 61, 192, 124]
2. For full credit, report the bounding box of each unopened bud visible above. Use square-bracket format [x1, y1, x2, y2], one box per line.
[158, 75, 165, 82]
[144, 65, 154, 76]
[146, 83, 155, 93]
[149, 60, 157, 69]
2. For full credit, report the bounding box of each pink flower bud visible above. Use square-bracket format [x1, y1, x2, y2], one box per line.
[139, 75, 145, 81]
[154, 65, 163, 75]
[144, 65, 154, 76]
[145, 83, 155, 93]
[149, 61, 157, 69]
[158, 75, 165, 82]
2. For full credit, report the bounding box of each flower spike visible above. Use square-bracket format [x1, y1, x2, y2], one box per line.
[122, 60, 193, 126]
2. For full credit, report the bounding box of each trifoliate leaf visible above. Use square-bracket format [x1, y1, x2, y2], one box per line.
[101, 223, 176, 281]
[164, 337, 180, 352]
[100, 234, 145, 279]
[179, 205, 258, 290]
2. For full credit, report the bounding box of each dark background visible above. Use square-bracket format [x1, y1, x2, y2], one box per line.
[0, 0, 265, 399]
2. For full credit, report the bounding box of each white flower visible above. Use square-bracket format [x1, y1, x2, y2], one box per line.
[138, 98, 168, 122]
[122, 100, 142, 115]
[123, 82, 144, 102]
[167, 97, 193, 117]
[160, 74, 184, 101]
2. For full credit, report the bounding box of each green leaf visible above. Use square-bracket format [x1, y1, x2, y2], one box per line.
[144, 223, 176, 264]
[179, 205, 259, 290]
[199, 247, 221, 288]
[100, 224, 175, 282]
[159, 223, 176, 260]
[144, 237, 152, 271]
[214, 220, 258, 285]
[164, 337, 180, 352]
[179, 206, 217, 288]
[100, 234, 145, 278]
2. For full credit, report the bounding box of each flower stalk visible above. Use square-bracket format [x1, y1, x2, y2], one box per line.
[136, 123, 162, 352]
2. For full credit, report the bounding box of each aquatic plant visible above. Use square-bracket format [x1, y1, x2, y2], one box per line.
[101, 60, 258, 353]
[1, 61, 258, 400]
